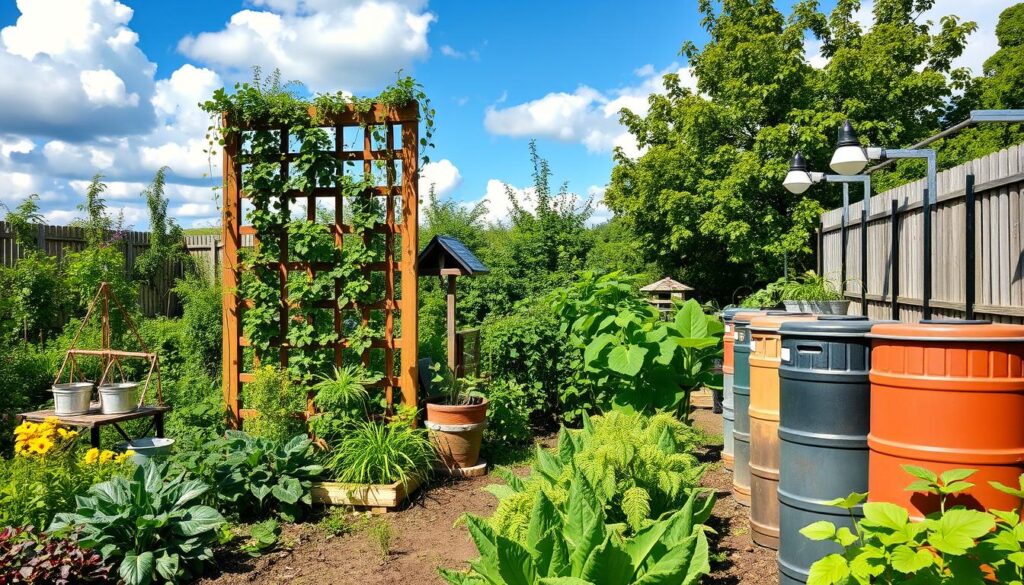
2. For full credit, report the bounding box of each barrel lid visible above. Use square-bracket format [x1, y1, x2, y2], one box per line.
[733, 310, 768, 324]
[749, 314, 817, 332]
[869, 320, 1024, 342]
[780, 315, 876, 336]
[721, 307, 747, 322]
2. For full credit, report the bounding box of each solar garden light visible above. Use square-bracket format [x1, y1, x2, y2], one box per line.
[783, 151, 871, 314]
[829, 119, 937, 319]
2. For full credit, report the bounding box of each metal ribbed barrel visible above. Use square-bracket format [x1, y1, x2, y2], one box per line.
[868, 320, 1024, 519]
[778, 316, 874, 585]
[731, 311, 767, 507]
[721, 308, 746, 471]
[748, 314, 816, 550]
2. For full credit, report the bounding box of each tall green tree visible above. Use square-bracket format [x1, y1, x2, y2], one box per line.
[605, 0, 976, 300]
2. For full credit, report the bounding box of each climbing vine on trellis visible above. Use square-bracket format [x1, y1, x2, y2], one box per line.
[203, 69, 429, 425]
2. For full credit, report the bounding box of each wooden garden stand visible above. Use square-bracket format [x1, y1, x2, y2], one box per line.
[20, 281, 169, 448]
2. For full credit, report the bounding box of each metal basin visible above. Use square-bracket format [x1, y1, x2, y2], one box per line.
[52, 382, 94, 415]
[98, 382, 140, 415]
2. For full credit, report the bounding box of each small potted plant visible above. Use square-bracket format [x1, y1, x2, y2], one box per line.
[781, 271, 849, 315]
[424, 363, 488, 471]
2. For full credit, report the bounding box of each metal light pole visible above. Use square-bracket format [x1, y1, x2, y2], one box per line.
[783, 152, 872, 314]
[830, 122, 936, 319]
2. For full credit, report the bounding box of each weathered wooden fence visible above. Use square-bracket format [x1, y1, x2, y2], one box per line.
[0, 222, 223, 317]
[820, 142, 1024, 323]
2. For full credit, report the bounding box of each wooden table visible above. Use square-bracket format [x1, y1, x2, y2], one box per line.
[16, 404, 171, 448]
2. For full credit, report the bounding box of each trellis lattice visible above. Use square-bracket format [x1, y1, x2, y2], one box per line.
[221, 103, 419, 427]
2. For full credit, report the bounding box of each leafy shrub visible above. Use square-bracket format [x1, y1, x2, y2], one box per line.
[0, 342, 53, 453]
[173, 272, 222, 376]
[480, 300, 571, 427]
[551, 272, 723, 420]
[173, 431, 323, 522]
[51, 462, 226, 585]
[242, 365, 306, 442]
[325, 420, 436, 486]
[0, 525, 112, 583]
[0, 440, 132, 529]
[161, 362, 224, 453]
[481, 377, 533, 463]
[63, 245, 138, 319]
[803, 466, 1024, 585]
[440, 470, 713, 585]
[488, 411, 706, 537]
[740, 277, 785, 308]
[0, 253, 67, 343]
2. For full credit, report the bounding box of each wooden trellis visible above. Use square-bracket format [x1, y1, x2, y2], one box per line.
[221, 103, 419, 428]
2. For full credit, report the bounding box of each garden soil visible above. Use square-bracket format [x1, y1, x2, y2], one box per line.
[200, 411, 777, 585]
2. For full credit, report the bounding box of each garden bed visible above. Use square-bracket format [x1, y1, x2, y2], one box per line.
[196, 413, 779, 585]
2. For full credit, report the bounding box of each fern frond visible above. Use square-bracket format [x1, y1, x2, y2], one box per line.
[621, 486, 651, 533]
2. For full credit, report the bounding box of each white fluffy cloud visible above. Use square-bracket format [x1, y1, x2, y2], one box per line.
[419, 159, 462, 197]
[179, 0, 435, 92]
[464, 179, 602, 226]
[484, 65, 696, 158]
[0, 0, 156, 139]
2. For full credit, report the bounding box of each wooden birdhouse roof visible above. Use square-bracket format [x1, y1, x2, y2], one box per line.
[640, 277, 693, 293]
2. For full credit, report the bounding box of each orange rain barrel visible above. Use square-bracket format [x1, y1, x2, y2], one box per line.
[868, 320, 1024, 518]
[748, 313, 816, 550]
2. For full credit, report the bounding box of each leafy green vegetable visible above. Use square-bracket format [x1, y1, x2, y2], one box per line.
[51, 462, 226, 585]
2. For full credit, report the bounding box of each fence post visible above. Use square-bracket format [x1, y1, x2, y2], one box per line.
[841, 184, 848, 289]
[891, 198, 900, 322]
[965, 173, 976, 320]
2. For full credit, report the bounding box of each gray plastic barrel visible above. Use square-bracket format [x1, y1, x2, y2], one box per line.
[777, 316, 874, 585]
[721, 308, 746, 471]
[731, 311, 765, 506]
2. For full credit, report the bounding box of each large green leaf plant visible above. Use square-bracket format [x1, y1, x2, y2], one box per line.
[172, 431, 324, 522]
[440, 470, 712, 585]
[551, 271, 722, 420]
[50, 462, 226, 585]
[802, 466, 1024, 585]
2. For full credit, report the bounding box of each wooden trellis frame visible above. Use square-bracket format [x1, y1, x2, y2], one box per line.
[221, 103, 419, 428]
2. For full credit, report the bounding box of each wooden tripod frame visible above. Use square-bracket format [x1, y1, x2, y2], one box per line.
[53, 281, 163, 408]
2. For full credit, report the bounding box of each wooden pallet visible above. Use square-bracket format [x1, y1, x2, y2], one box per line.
[310, 476, 422, 513]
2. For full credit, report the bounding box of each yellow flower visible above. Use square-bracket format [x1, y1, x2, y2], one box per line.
[99, 450, 114, 464]
[57, 428, 79, 440]
[84, 448, 100, 464]
[14, 421, 36, 437]
[114, 451, 134, 464]
[28, 437, 51, 455]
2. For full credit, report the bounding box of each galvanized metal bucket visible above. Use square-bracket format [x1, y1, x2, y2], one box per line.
[52, 382, 94, 415]
[98, 382, 140, 415]
[116, 437, 174, 465]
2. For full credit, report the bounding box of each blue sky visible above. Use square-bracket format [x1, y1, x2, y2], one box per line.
[0, 0, 1011, 229]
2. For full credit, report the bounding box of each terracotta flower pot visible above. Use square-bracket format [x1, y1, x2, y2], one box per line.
[424, 397, 488, 470]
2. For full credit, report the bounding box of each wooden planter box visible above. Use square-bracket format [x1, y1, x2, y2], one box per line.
[310, 476, 423, 511]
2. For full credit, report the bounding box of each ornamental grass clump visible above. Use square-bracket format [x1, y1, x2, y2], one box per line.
[325, 420, 436, 486]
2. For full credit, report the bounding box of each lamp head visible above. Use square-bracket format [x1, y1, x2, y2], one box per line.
[830, 120, 868, 175]
[783, 151, 814, 194]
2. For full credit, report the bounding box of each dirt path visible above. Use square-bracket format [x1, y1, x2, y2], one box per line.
[690, 408, 778, 585]
[200, 411, 778, 585]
